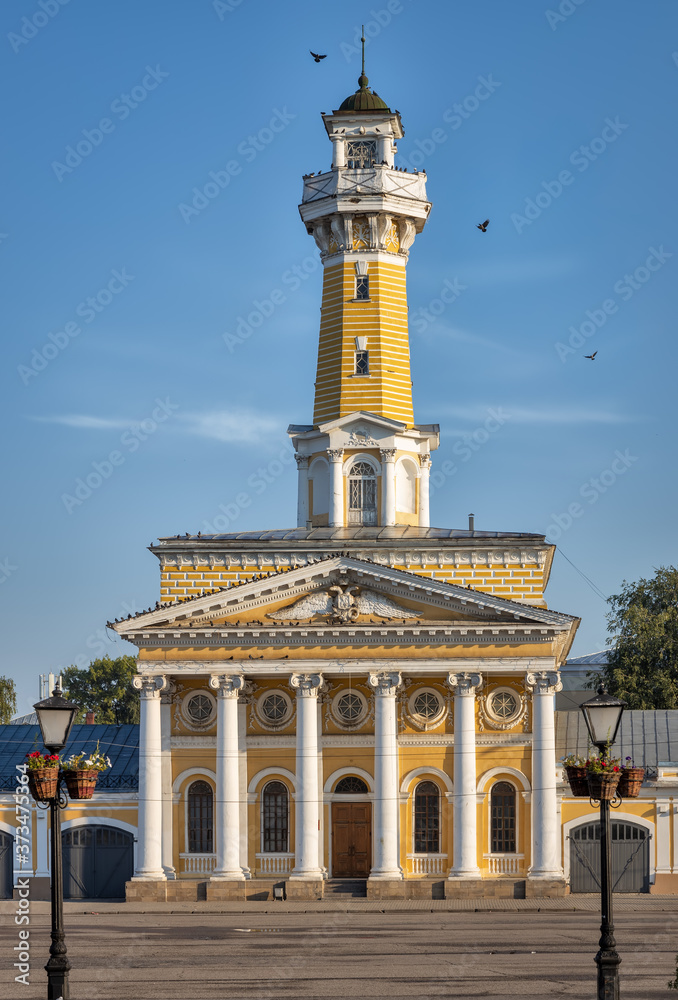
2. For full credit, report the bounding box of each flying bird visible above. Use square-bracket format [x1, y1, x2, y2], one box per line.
[477, 219, 489, 232]
[584, 351, 598, 360]
[310, 51, 327, 63]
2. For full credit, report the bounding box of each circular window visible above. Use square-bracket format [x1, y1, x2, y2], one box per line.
[482, 686, 524, 729]
[181, 690, 216, 729]
[490, 691, 518, 720]
[332, 689, 368, 726]
[408, 688, 445, 727]
[257, 690, 292, 728]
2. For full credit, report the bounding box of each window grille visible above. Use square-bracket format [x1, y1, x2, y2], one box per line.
[188, 780, 213, 854]
[186, 693, 213, 725]
[336, 691, 365, 723]
[413, 691, 442, 720]
[490, 691, 518, 720]
[355, 275, 369, 300]
[260, 693, 289, 724]
[490, 781, 516, 854]
[414, 780, 440, 853]
[346, 139, 376, 168]
[348, 462, 377, 525]
[335, 776, 369, 793]
[262, 780, 289, 853]
[355, 350, 369, 375]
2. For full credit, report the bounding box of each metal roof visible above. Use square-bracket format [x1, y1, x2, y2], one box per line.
[0, 724, 139, 791]
[155, 526, 546, 543]
[556, 710, 678, 767]
[566, 650, 610, 666]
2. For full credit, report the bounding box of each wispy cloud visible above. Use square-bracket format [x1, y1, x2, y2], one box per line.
[30, 414, 134, 430]
[438, 404, 639, 426]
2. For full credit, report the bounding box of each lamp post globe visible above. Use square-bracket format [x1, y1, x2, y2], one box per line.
[580, 685, 626, 753]
[34, 683, 79, 754]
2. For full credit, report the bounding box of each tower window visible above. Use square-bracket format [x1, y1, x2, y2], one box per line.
[348, 460, 377, 525]
[355, 275, 369, 300]
[355, 350, 369, 375]
[346, 139, 376, 169]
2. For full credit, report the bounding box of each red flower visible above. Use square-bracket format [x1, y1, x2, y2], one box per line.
[27, 752, 40, 758]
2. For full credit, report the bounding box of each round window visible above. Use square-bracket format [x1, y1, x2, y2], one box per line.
[259, 691, 292, 726]
[186, 693, 214, 725]
[333, 690, 367, 726]
[490, 691, 518, 720]
[413, 691, 441, 719]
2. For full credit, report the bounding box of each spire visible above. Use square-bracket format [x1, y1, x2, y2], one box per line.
[358, 25, 368, 90]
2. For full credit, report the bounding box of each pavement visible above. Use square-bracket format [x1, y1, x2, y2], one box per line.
[1, 899, 677, 999]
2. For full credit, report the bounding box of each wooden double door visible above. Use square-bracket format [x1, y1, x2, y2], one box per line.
[332, 802, 371, 877]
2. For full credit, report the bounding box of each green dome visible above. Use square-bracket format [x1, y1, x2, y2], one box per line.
[337, 74, 389, 113]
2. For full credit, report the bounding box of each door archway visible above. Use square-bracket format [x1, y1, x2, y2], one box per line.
[569, 818, 650, 893]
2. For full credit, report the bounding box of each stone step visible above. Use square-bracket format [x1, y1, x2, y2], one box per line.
[324, 879, 367, 897]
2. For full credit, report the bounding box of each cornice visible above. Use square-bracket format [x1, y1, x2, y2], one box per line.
[136, 655, 557, 675]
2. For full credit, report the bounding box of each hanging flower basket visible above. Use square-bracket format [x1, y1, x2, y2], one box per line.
[618, 767, 645, 798]
[565, 765, 589, 797]
[587, 771, 621, 801]
[63, 769, 99, 800]
[27, 768, 59, 801]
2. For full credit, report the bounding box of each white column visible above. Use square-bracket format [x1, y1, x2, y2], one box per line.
[160, 683, 176, 879]
[448, 672, 482, 878]
[418, 454, 431, 528]
[331, 135, 345, 168]
[295, 455, 309, 528]
[289, 673, 324, 878]
[655, 799, 671, 876]
[209, 674, 246, 879]
[380, 449, 396, 526]
[238, 697, 251, 877]
[368, 671, 403, 879]
[327, 449, 344, 527]
[132, 676, 166, 879]
[526, 670, 563, 879]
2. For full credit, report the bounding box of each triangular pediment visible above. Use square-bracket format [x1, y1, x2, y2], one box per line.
[110, 555, 576, 635]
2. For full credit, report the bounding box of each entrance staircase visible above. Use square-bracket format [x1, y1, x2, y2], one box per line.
[324, 879, 367, 898]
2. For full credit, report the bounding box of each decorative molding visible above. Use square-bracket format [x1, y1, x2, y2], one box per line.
[525, 670, 562, 696]
[368, 670, 402, 697]
[267, 585, 419, 623]
[208, 674, 245, 698]
[478, 684, 528, 732]
[289, 673, 324, 697]
[447, 672, 482, 696]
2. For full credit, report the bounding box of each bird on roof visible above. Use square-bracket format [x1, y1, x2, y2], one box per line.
[310, 50, 327, 63]
[477, 219, 489, 232]
[585, 351, 598, 360]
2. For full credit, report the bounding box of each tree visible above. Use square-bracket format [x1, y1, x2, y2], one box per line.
[0, 675, 17, 724]
[62, 655, 139, 724]
[597, 566, 678, 710]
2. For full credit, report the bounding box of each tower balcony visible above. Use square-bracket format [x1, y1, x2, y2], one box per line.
[300, 164, 431, 228]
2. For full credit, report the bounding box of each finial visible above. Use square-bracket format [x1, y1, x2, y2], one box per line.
[358, 25, 368, 89]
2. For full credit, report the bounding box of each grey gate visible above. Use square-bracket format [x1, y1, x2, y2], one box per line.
[569, 820, 650, 893]
[62, 825, 134, 899]
[0, 831, 13, 899]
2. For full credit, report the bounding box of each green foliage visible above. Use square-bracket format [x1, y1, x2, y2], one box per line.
[599, 566, 678, 710]
[62, 655, 139, 724]
[0, 675, 17, 724]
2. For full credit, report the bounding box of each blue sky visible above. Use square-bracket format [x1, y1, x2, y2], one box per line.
[2, 0, 676, 716]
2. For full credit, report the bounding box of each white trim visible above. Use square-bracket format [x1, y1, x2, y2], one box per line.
[562, 811, 655, 884]
[477, 767, 531, 793]
[0, 819, 16, 838]
[171, 767, 216, 795]
[323, 765, 374, 794]
[342, 452, 381, 476]
[400, 766, 453, 795]
[247, 767, 297, 797]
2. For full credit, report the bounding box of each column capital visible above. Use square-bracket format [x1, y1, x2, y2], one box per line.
[368, 671, 402, 697]
[327, 448, 344, 463]
[525, 670, 562, 695]
[290, 672, 324, 697]
[447, 672, 482, 696]
[209, 674, 245, 698]
[420, 453, 432, 468]
[160, 679, 177, 705]
[133, 675, 167, 697]
[295, 454, 309, 469]
[380, 448, 397, 462]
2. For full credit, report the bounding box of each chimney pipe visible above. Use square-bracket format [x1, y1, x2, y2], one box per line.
[85, 711, 95, 725]
[468, 513, 475, 531]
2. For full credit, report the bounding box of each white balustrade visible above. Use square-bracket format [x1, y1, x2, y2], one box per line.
[256, 853, 294, 875]
[486, 854, 525, 876]
[408, 854, 448, 876]
[180, 853, 217, 875]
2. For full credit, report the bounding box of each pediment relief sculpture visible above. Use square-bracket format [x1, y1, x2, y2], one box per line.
[267, 584, 421, 624]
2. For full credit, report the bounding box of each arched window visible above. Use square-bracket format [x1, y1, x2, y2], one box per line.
[491, 781, 516, 853]
[414, 780, 440, 853]
[335, 776, 369, 794]
[348, 461, 377, 525]
[187, 780, 213, 854]
[262, 781, 289, 853]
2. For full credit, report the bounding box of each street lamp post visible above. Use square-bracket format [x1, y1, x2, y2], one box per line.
[34, 684, 79, 1000]
[579, 685, 626, 1000]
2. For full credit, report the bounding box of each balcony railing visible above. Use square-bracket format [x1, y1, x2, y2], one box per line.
[256, 853, 294, 875]
[486, 854, 525, 876]
[407, 854, 448, 876]
[180, 853, 216, 875]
